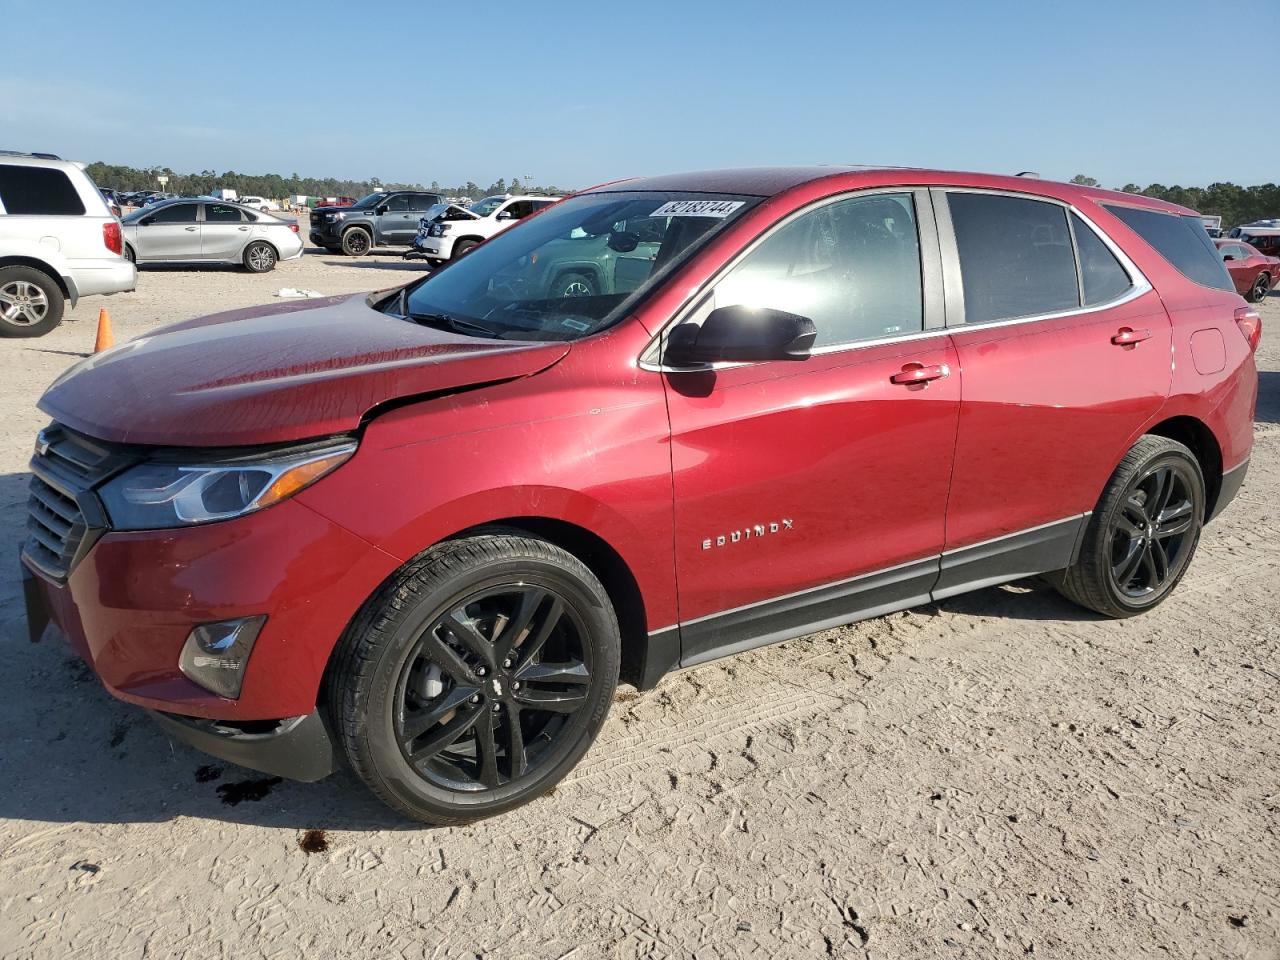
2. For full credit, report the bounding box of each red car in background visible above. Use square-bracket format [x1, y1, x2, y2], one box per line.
[22, 167, 1260, 823]
[1215, 238, 1278, 302]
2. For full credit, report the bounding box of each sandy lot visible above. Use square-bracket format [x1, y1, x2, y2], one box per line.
[0, 247, 1277, 960]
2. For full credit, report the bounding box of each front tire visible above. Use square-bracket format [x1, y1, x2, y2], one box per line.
[341, 228, 372, 257]
[552, 271, 598, 298]
[452, 239, 479, 259]
[243, 241, 277, 273]
[1054, 436, 1204, 618]
[0, 265, 64, 338]
[327, 532, 620, 824]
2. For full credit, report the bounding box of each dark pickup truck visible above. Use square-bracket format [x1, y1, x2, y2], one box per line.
[309, 190, 443, 256]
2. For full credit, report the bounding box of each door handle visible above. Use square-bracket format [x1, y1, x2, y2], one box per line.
[184, 226, 197, 231]
[1111, 327, 1151, 346]
[238, 226, 249, 231]
[890, 362, 950, 385]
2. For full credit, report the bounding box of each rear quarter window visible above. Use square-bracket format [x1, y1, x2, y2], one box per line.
[1104, 205, 1233, 293]
[0, 164, 87, 215]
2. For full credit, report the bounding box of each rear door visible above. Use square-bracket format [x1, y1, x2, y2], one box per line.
[200, 203, 251, 259]
[659, 190, 961, 662]
[933, 189, 1172, 596]
[135, 202, 201, 260]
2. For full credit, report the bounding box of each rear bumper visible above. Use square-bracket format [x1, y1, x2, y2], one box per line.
[148, 709, 337, 781]
[66, 258, 137, 302]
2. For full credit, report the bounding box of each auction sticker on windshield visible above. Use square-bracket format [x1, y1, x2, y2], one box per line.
[650, 199, 745, 218]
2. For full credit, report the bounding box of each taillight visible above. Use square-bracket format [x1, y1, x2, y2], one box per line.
[289, 223, 299, 233]
[103, 221, 122, 256]
[1234, 305, 1262, 352]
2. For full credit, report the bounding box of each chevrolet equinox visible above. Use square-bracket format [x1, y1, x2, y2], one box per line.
[22, 167, 1259, 823]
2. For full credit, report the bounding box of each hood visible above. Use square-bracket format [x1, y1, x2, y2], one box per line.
[39, 293, 570, 447]
[435, 203, 480, 222]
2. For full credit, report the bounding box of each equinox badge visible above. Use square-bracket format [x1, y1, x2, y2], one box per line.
[702, 519, 793, 550]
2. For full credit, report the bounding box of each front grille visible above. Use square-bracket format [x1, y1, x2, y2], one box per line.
[22, 425, 136, 581]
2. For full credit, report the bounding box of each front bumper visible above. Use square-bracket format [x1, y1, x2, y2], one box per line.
[308, 220, 344, 245]
[21, 497, 400, 722]
[149, 710, 338, 781]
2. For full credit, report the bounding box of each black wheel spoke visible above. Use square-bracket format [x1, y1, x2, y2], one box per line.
[407, 706, 482, 762]
[401, 684, 479, 742]
[475, 710, 500, 788]
[507, 708, 527, 779]
[516, 597, 564, 668]
[445, 610, 495, 666]
[1139, 544, 1160, 588]
[1113, 537, 1144, 585]
[516, 660, 590, 684]
[418, 628, 475, 682]
[1149, 540, 1170, 583]
[1148, 468, 1173, 518]
[514, 687, 588, 713]
[1114, 514, 1144, 539]
[495, 588, 547, 663]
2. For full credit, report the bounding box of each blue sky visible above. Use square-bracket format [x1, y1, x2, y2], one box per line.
[2, 0, 1273, 189]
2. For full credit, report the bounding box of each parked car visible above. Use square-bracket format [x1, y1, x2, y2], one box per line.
[140, 192, 177, 207]
[1215, 238, 1279, 301]
[309, 190, 443, 255]
[0, 151, 136, 337]
[120, 199, 303, 272]
[238, 195, 279, 213]
[1227, 221, 1280, 259]
[22, 167, 1258, 823]
[99, 189, 122, 219]
[410, 194, 561, 265]
[210, 188, 239, 202]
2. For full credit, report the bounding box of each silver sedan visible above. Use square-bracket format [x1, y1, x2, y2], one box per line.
[121, 199, 304, 272]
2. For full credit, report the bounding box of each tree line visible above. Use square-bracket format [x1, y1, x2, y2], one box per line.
[1070, 175, 1278, 229]
[86, 162, 571, 201]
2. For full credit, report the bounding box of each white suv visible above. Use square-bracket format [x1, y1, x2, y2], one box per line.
[0, 152, 137, 337]
[411, 194, 561, 264]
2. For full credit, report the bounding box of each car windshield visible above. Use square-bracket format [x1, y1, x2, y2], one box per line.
[398, 190, 760, 342]
[352, 191, 391, 209]
[468, 196, 506, 217]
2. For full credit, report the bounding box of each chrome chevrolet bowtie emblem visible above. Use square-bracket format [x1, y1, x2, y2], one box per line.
[490, 678, 503, 697]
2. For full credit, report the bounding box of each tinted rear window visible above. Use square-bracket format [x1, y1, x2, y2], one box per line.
[1104, 205, 1233, 292]
[1070, 213, 1132, 305]
[949, 193, 1080, 323]
[0, 164, 87, 215]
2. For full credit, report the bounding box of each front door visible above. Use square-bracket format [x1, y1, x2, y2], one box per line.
[379, 194, 416, 244]
[660, 190, 961, 664]
[934, 190, 1173, 596]
[135, 202, 201, 260]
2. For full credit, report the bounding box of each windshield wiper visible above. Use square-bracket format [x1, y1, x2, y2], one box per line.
[408, 311, 501, 339]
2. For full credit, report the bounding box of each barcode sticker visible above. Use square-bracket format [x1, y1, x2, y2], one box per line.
[649, 199, 745, 219]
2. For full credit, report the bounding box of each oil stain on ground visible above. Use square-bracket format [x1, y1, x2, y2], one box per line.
[298, 829, 329, 854]
[216, 776, 283, 806]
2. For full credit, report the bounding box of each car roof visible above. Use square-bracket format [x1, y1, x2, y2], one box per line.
[586, 165, 1200, 216]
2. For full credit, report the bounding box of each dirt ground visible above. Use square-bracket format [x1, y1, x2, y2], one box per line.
[0, 245, 1277, 960]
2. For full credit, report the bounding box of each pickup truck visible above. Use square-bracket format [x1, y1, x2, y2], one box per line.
[309, 190, 443, 256]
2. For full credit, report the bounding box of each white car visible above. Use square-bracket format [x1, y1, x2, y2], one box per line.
[411, 194, 561, 264]
[0, 151, 136, 337]
[238, 195, 280, 213]
[121, 199, 304, 272]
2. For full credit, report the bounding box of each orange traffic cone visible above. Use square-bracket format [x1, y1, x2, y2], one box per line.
[94, 308, 114, 353]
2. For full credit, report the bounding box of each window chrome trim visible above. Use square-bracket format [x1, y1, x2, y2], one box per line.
[638, 186, 943, 372]
[933, 186, 1154, 331]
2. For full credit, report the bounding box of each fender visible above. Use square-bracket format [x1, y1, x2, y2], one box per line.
[0, 241, 78, 304]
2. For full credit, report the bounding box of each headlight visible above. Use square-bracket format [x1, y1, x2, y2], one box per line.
[99, 441, 356, 530]
[429, 223, 449, 237]
[325, 211, 346, 221]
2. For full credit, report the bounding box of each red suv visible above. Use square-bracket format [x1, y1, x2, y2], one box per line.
[22, 168, 1259, 823]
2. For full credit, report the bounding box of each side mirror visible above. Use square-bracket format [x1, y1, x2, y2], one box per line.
[1222, 254, 1235, 261]
[375, 204, 388, 215]
[139, 217, 154, 226]
[607, 231, 640, 253]
[496, 210, 514, 221]
[663, 305, 817, 366]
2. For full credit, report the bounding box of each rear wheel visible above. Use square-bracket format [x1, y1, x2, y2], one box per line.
[328, 532, 620, 824]
[0, 266, 64, 338]
[1054, 436, 1204, 617]
[243, 241, 277, 273]
[1249, 273, 1271, 303]
[342, 228, 372, 257]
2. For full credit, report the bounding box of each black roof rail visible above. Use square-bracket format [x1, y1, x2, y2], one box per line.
[0, 150, 64, 160]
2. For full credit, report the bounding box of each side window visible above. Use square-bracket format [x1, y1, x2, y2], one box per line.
[504, 200, 535, 219]
[712, 193, 923, 348]
[1070, 213, 1132, 305]
[949, 193, 1079, 323]
[149, 203, 198, 224]
[531, 199, 556, 213]
[1103, 205, 1234, 293]
[406, 194, 436, 211]
[0, 165, 86, 215]
[205, 204, 243, 223]
[384, 195, 411, 212]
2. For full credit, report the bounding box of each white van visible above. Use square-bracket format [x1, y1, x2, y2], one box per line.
[0, 152, 136, 337]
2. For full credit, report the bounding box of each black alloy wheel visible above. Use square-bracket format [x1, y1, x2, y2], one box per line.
[1250, 274, 1270, 303]
[393, 584, 593, 791]
[1107, 462, 1197, 600]
[342, 228, 372, 257]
